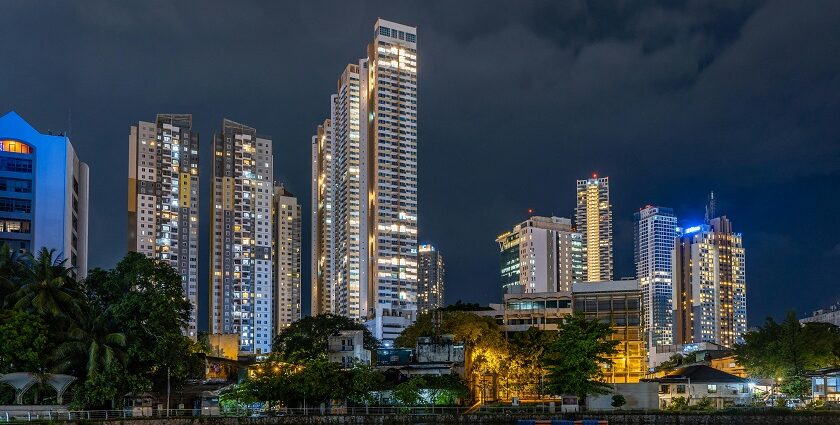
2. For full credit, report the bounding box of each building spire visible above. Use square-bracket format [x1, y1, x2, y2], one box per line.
[705, 191, 716, 224]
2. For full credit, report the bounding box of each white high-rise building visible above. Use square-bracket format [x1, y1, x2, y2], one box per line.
[272, 184, 301, 331]
[332, 64, 367, 320]
[128, 114, 199, 337]
[634, 205, 677, 356]
[496, 216, 583, 294]
[575, 175, 614, 282]
[210, 119, 274, 354]
[312, 19, 418, 346]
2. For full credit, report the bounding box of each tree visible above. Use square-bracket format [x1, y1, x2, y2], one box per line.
[272, 314, 378, 362]
[734, 312, 840, 398]
[11, 248, 80, 318]
[439, 300, 491, 312]
[0, 244, 26, 306]
[83, 253, 203, 393]
[393, 376, 426, 405]
[346, 362, 385, 406]
[0, 309, 50, 373]
[542, 313, 618, 400]
[611, 394, 626, 409]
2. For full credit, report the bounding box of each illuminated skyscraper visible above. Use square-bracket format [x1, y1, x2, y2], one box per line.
[272, 184, 301, 331]
[311, 120, 335, 316]
[209, 119, 273, 354]
[0, 111, 89, 276]
[128, 114, 199, 337]
[673, 216, 747, 348]
[634, 205, 677, 357]
[496, 216, 583, 294]
[575, 175, 614, 281]
[417, 244, 444, 314]
[333, 64, 366, 320]
[312, 19, 418, 345]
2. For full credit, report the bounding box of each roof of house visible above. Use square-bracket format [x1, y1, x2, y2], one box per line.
[646, 365, 749, 384]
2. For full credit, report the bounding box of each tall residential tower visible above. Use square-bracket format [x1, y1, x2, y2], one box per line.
[311, 120, 335, 316]
[311, 19, 419, 345]
[209, 119, 274, 354]
[272, 184, 302, 331]
[575, 176, 614, 282]
[128, 114, 199, 337]
[673, 215, 747, 348]
[634, 205, 677, 357]
[417, 244, 444, 314]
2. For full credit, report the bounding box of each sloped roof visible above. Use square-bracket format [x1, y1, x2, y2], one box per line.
[649, 364, 748, 384]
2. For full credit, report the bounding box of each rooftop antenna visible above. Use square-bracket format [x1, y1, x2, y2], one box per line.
[704, 191, 716, 223]
[67, 108, 72, 138]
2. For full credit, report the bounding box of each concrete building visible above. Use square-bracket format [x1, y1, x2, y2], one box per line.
[417, 244, 444, 314]
[475, 291, 573, 333]
[496, 216, 583, 294]
[312, 19, 419, 346]
[272, 184, 301, 331]
[634, 206, 677, 359]
[328, 330, 371, 368]
[801, 302, 840, 327]
[209, 119, 274, 354]
[673, 216, 747, 348]
[0, 111, 89, 277]
[475, 281, 645, 383]
[575, 175, 613, 282]
[573, 280, 646, 383]
[127, 114, 199, 337]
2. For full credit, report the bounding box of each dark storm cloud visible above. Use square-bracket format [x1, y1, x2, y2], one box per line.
[2, 0, 838, 325]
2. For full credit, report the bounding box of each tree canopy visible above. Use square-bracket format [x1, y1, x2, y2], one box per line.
[0, 248, 203, 408]
[542, 313, 618, 399]
[734, 311, 840, 397]
[271, 314, 378, 362]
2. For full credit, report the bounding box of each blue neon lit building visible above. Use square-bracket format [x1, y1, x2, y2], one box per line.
[0, 111, 89, 276]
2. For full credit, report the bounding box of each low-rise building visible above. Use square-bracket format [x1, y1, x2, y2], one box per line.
[646, 365, 752, 409]
[375, 335, 464, 379]
[327, 330, 371, 368]
[573, 280, 646, 383]
[801, 303, 840, 327]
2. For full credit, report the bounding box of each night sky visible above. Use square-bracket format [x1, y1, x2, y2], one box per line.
[3, 1, 839, 328]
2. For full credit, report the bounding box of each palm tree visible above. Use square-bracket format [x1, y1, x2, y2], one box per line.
[53, 304, 127, 379]
[0, 243, 25, 307]
[11, 248, 80, 317]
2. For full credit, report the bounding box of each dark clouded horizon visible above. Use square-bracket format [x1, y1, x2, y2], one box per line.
[2, 0, 839, 327]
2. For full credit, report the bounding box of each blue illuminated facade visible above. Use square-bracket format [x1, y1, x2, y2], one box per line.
[0, 111, 89, 276]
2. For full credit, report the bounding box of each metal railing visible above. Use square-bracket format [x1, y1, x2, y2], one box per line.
[0, 404, 580, 421]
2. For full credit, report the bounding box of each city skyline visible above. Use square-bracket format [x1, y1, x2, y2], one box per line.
[3, 1, 840, 327]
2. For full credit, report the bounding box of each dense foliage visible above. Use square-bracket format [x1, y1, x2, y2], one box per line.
[734, 312, 840, 398]
[0, 247, 203, 408]
[396, 310, 618, 401]
[272, 314, 378, 362]
[542, 313, 618, 399]
[221, 357, 467, 409]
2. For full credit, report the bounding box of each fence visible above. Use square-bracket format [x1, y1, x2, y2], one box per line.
[0, 404, 574, 421]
